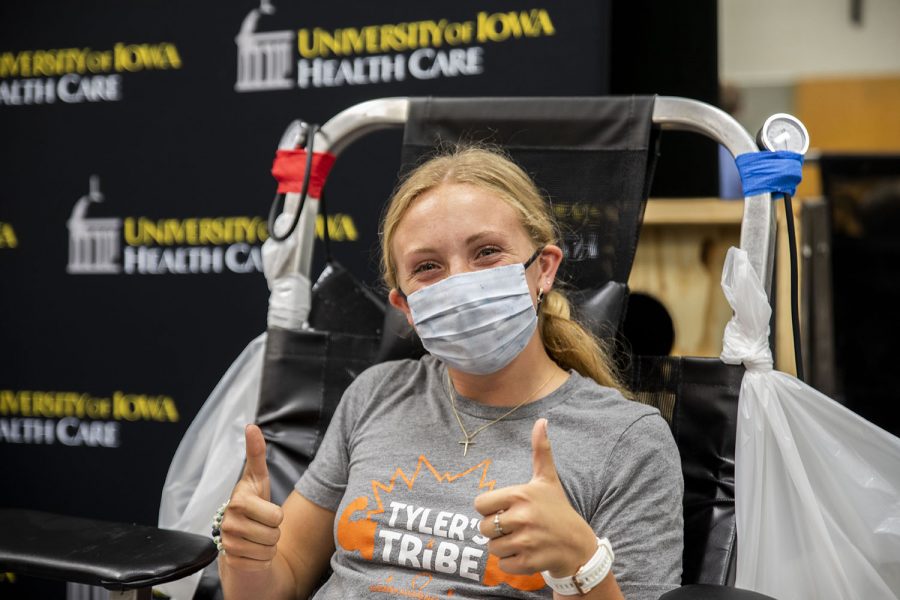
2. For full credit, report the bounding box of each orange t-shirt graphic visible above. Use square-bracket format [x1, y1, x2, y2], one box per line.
[335, 454, 545, 597]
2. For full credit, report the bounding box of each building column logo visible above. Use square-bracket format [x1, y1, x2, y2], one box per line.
[67, 175, 122, 274]
[235, 0, 294, 92]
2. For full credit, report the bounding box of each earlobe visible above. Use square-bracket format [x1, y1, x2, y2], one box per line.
[388, 288, 414, 326]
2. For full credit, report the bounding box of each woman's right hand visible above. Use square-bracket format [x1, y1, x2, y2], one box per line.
[220, 424, 285, 572]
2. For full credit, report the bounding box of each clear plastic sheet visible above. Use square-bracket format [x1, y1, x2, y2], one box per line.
[156, 333, 265, 600]
[156, 217, 313, 598]
[721, 247, 900, 600]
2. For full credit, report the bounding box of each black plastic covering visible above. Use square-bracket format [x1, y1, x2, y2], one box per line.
[257, 262, 386, 505]
[0, 509, 217, 591]
[629, 356, 745, 586]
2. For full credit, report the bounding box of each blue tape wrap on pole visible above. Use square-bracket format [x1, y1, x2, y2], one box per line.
[735, 150, 804, 197]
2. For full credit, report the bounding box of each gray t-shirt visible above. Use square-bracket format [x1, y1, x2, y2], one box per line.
[296, 355, 683, 599]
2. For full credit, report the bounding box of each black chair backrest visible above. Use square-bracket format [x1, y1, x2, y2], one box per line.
[375, 95, 660, 364]
[629, 355, 745, 585]
[204, 97, 742, 598]
[401, 96, 658, 296]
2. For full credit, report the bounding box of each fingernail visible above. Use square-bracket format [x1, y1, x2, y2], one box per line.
[543, 419, 549, 437]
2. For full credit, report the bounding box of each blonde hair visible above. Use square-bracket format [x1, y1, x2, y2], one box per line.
[380, 146, 626, 391]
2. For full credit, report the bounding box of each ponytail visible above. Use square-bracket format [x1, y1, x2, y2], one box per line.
[539, 289, 629, 394]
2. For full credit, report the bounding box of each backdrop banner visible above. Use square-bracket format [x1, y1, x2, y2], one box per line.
[0, 1, 611, 596]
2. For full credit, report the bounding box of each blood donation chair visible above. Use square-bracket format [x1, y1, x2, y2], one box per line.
[0, 96, 781, 600]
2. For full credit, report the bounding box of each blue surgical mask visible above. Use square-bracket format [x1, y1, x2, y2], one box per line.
[405, 249, 542, 375]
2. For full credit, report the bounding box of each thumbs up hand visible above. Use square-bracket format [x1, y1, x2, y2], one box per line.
[219, 424, 285, 571]
[474, 419, 598, 578]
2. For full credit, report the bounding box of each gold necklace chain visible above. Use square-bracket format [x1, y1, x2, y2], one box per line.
[444, 370, 556, 456]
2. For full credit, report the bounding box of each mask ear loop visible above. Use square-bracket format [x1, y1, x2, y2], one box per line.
[523, 247, 543, 270]
[526, 247, 546, 313]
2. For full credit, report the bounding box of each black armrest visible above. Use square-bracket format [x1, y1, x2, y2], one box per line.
[0, 509, 217, 591]
[660, 584, 777, 600]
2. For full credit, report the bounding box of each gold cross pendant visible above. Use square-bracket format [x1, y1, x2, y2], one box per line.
[459, 438, 474, 456]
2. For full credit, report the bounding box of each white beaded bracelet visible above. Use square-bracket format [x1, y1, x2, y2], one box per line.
[211, 500, 229, 554]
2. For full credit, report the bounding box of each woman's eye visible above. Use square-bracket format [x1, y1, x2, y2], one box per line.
[476, 246, 501, 259]
[412, 261, 439, 275]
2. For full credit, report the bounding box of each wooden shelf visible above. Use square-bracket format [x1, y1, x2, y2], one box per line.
[631, 196, 809, 375]
[643, 198, 744, 225]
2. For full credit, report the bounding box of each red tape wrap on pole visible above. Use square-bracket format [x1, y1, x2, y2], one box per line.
[271, 149, 336, 196]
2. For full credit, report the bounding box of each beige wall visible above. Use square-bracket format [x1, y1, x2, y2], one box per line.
[720, 0, 900, 86]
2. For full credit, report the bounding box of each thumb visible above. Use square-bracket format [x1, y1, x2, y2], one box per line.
[242, 424, 271, 501]
[531, 418, 560, 483]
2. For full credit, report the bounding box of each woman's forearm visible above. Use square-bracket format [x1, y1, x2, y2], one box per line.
[220, 551, 299, 600]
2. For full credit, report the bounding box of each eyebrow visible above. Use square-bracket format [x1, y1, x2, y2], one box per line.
[405, 230, 509, 257]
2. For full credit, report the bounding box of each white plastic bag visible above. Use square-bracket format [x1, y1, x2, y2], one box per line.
[263, 211, 312, 331]
[720, 247, 900, 600]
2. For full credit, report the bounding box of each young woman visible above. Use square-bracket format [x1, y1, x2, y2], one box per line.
[219, 147, 684, 599]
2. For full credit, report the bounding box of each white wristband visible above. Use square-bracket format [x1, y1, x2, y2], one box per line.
[541, 537, 614, 596]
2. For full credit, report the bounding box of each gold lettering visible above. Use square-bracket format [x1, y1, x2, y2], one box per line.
[0, 390, 17, 415]
[85, 397, 110, 419]
[221, 218, 234, 243]
[538, 9, 555, 36]
[142, 218, 163, 245]
[339, 214, 359, 241]
[163, 219, 186, 244]
[297, 29, 316, 59]
[136, 45, 157, 69]
[0, 222, 18, 248]
[391, 24, 409, 50]
[317, 29, 341, 58]
[421, 20, 443, 47]
[296, 15, 501, 59]
[112, 391, 178, 422]
[73, 48, 87, 73]
[235, 217, 253, 243]
[181, 218, 196, 244]
[257, 218, 269, 242]
[1, 390, 174, 421]
[445, 22, 473, 45]
[164, 43, 182, 69]
[365, 27, 379, 54]
[113, 43, 180, 72]
[315, 214, 358, 242]
[201, 219, 222, 245]
[508, 12, 526, 38]
[34, 393, 55, 418]
[31, 51, 50, 77]
[19, 391, 32, 416]
[123, 216, 275, 246]
[163, 397, 179, 422]
[477, 10, 554, 42]
[0, 51, 31, 78]
[341, 28, 366, 55]
[124, 217, 141, 246]
[85, 52, 112, 73]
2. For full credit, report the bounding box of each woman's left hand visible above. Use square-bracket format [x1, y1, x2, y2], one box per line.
[474, 418, 598, 578]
